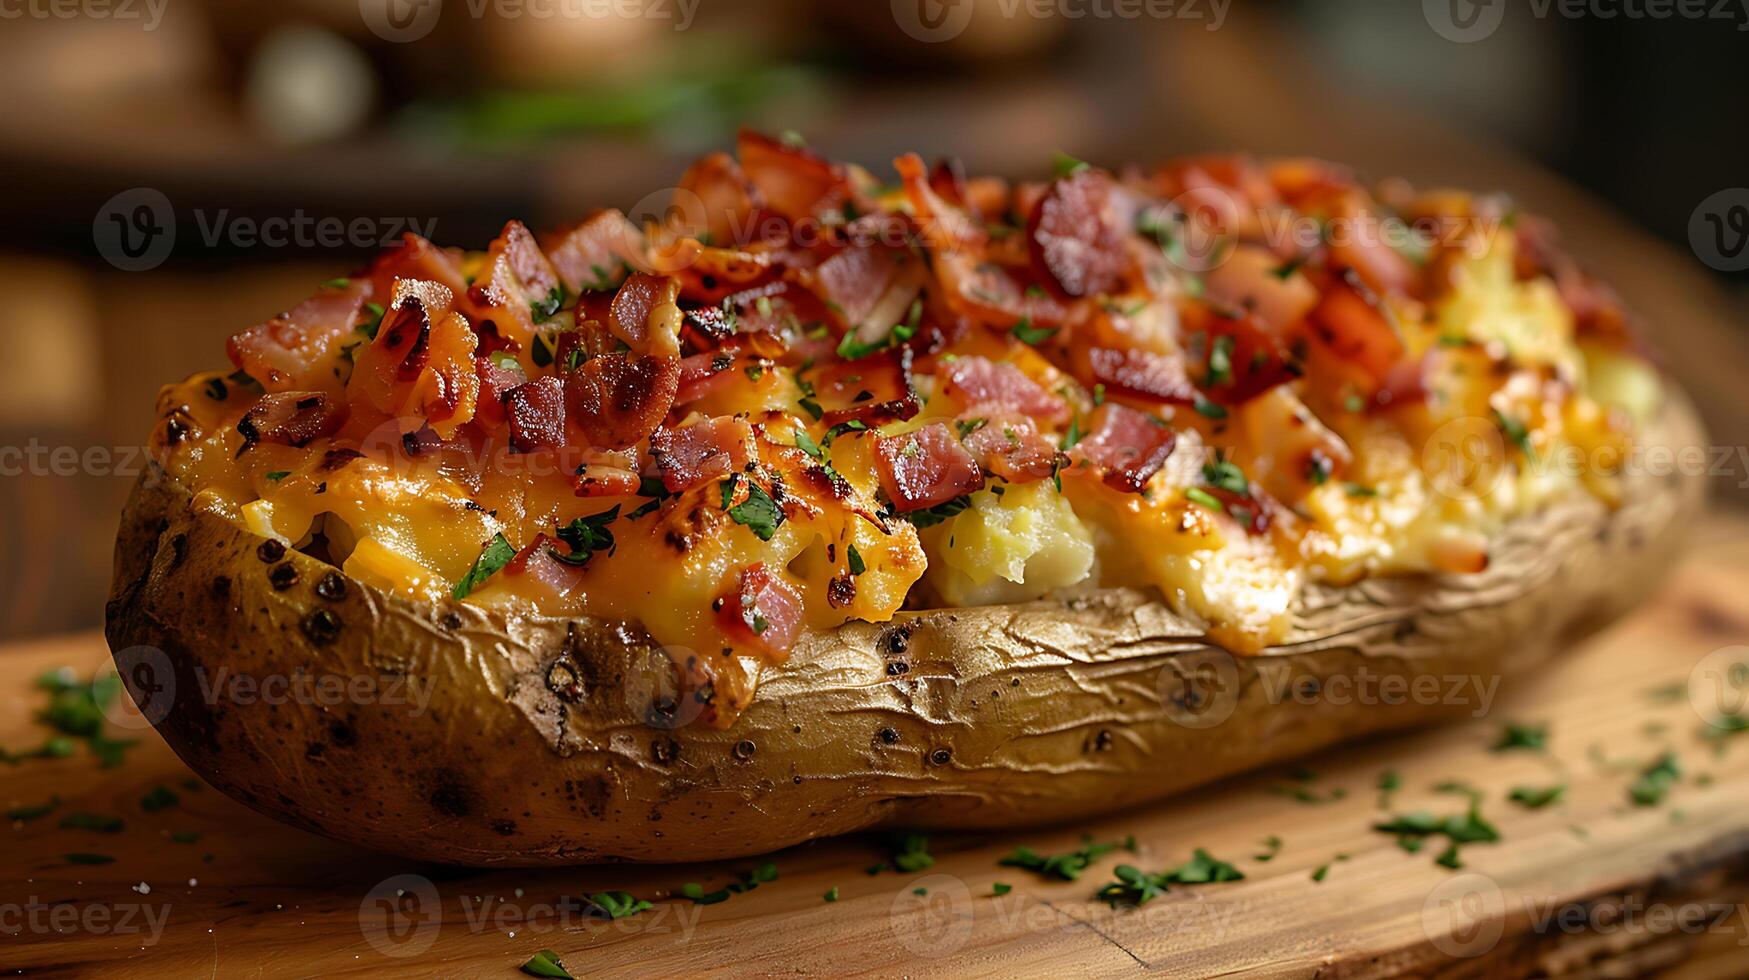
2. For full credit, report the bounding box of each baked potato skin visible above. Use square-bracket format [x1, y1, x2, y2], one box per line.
[105, 394, 1704, 866]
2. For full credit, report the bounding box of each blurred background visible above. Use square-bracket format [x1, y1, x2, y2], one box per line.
[2, 0, 1746, 639]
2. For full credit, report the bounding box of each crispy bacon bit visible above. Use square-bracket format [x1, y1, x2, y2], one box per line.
[609, 273, 681, 356]
[737, 129, 849, 222]
[874, 421, 983, 512]
[368, 235, 470, 300]
[1306, 269, 1406, 386]
[564, 352, 680, 450]
[1181, 304, 1301, 404]
[809, 347, 921, 427]
[961, 416, 1062, 483]
[504, 376, 567, 453]
[938, 356, 1071, 426]
[929, 156, 968, 205]
[473, 354, 526, 429]
[1072, 403, 1177, 493]
[650, 417, 755, 492]
[237, 392, 347, 450]
[572, 464, 642, 497]
[674, 152, 759, 245]
[716, 562, 805, 659]
[226, 280, 370, 391]
[1087, 347, 1198, 405]
[1029, 168, 1130, 298]
[545, 209, 645, 295]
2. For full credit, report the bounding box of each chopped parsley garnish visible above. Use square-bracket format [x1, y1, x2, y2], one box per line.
[1492, 722, 1548, 752]
[1094, 849, 1243, 909]
[1000, 834, 1135, 882]
[1628, 752, 1680, 807]
[1059, 415, 1083, 451]
[519, 948, 574, 979]
[1493, 408, 1535, 459]
[1343, 483, 1378, 498]
[553, 507, 618, 565]
[585, 891, 652, 920]
[903, 495, 973, 529]
[1185, 487, 1224, 513]
[1508, 785, 1566, 809]
[1205, 334, 1235, 387]
[867, 832, 936, 874]
[357, 303, 386, 340]
[824, 886, 839, 902]
[320, 277, 351, 289]
[847, 544, 866, 576]
[680, 863, 778, 905]
[1011, 318, 1057, 346]
[1374, 801, 1500, 868]
[6, 797, 59, 822]
[991, 882, 1012, 896]
[1052, 151, 1090, 178]
[1306, 452, 1333, 486]
[452, 533, 516, 599]
[1253, 835, 1283, 862]
[1201, 458, 1248, 495]
[1193, 397, 1228, 420]
[724, 480, 784, 541]
[530, 332, 556, 368]
[1270, 258, 1304, 281]
[265, 471, 291, 482]
[140, 786, 179, 812]
[60, 813, 123, 833]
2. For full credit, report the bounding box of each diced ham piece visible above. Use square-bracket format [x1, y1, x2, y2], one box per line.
[717, 562, 805, 659]
[649, 417, 756, 492]
[1087, 347, 1199, 404]
[961, 416, 1061, 483]
[564, 352, 680, 450]
[226, 279, 370, 391]
[937, 356, 1071, 426]
[504, 376, 567, 453]
[874, 422, 984, 512]
[1180, 303, 1301, 405]
[1029, 168, 1131, 298]
[502, 533, 589, 599]
[237, 392, 348, 449]
[1071, 403, 1177, 493]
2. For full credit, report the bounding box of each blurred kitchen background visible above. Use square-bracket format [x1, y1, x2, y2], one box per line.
[2, 0, 1746, 639]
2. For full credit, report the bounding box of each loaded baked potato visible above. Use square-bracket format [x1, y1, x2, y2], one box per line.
[107, 133, 1703, 865]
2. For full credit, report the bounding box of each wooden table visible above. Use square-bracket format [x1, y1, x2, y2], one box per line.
[4, 517, 1749, 977]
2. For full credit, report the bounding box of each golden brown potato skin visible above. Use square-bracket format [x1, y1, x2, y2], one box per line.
[105, 393, 1705, 866]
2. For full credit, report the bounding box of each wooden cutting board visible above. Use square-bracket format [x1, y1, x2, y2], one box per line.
[4, 517, 1749, 978]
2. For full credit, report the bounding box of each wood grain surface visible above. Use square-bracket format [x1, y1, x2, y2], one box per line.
[3, 520, 1749, 977]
